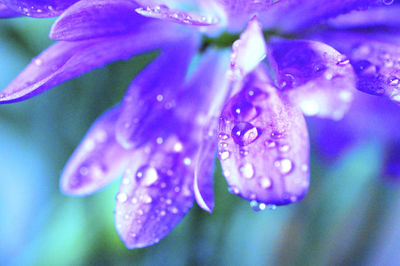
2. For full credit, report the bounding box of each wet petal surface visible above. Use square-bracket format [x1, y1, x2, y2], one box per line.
[268, 39, 356, 120]
[115, 33, 200, 148]
[218, 68, 310, 206]
[60, 106, 131, 195]
[0, 24, 179, 104]
[0, 0, 78, 17]
[310, 30, 400, 104]
[115, 135, 195, 249]
[50, 0, 148, 41]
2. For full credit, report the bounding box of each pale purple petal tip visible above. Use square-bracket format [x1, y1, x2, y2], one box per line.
[230, 16, 266, 78]
[50, 0, 147, 41]
[1, 0, 79, 17]
[269, 39, 356, 120]
[60, 106, 131, 196]
[218, 68, 310, 206]
[115, 139, 194, 249]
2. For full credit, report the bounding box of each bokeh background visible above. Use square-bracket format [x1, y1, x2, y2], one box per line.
[1, 17, 400, 266]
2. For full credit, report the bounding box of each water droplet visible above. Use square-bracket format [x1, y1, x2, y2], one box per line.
[170, 206, 179, 214]
[250, 200, 266, 212]
[267, 204, 277, 210]
[34, 58, 42, 65]
[218, 150, 231, 160]
[136, 166, 159, 186]
[173, 142, 183, 152]
[278, 144, 290, 153]
[131, 197, 138, 204]
[156, 94, 164, 102]
[337, 57, 350, 66]
[183, 157, 192, 165]
[383, 0, 394, 5]
[228, 186, 240, 194]
[231, 101, 259, 121]
[389, 76, 400, 87]
[260, 177, 272, 189]
[274, 158, 294, 175]
[301, 164, 309, 172]
[239, 149, 249, 157]
[142, 194, 152, 203]
[245, 87, 269, 102]
[353, 60, 377, 75]
[218, 133, 229, 140]
[271, 130, 285, 139]
[231, 122, 260, 146]
[239, 163, 255, 179]
[265, 140, 277, 149]
[279, 73, 295, 89]
[116, 193, 128, 203]
[122, 178, 130, 185]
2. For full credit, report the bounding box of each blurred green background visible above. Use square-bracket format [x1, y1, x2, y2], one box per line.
[1, 17, 400, 266]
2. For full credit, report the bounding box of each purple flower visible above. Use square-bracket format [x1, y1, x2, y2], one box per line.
[1, 0, 399, 248]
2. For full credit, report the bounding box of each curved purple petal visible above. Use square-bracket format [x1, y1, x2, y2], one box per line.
[218, 68, 310, 206]
[0, 0, 78, 17]
[257, 0, 388, 33]
[115, 137, 195, 249]
[0, 23, 181, 104]
[188, 50, 230, 213]
[50, 0, 149, 41]
[0, 3, 19, 17]
[60, 106, 132, 196]
[115, 33, 200, 148]
[309, 30, 400, 103]
[268, 39, 356, 120]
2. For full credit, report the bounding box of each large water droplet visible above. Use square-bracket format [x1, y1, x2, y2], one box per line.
[231, 101, 259, 121]
[231, 122, 260, 146]
[136, 166, 159, 186]
[274, 158, 294, 175]
[239, 163, 255, 179]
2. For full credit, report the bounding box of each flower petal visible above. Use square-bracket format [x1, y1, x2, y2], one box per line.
[0, 3, 19, 17]
[0, 0, 78, 17]
[189, 50, 230, 213]
[135, 3, 218, 26]
[268, 39, 356, 120]
[50, 0, 149, 41]
[309, 30, 400, 103]
[328, 5, 400, 28]
[115, 137, 195, 249]
[230, 16, 266, 78]
[60, 106, 131, 196]
[218, 68, 310, 206]
[0, 24, 179, 104]
[258, 0, 387, 33]
[115, 33, 200, 148]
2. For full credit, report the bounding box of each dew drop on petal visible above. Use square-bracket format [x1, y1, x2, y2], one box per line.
[259, 177, 272, 189]
[116, 193, 128, 203]
[136, 166, 159, 186]
[274, 158, 294, 175]
[231, 101, 259, 121]
[231, 122, 260, 146]
[239, 163, 255, 179]
[218, 150, 231, 160]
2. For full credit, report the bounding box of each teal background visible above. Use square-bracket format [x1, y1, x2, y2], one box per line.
[1, 17, 400, 265]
